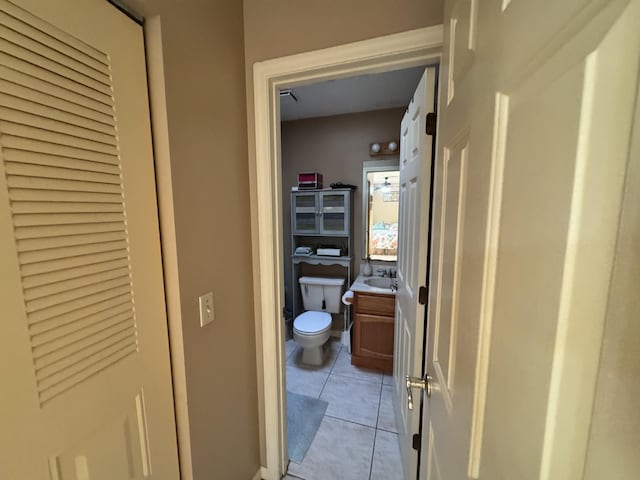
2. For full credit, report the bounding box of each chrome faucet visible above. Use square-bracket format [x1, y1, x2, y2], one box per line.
[376, 268, 397, 278]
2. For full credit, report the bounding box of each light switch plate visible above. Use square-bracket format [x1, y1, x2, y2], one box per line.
[198, 292, 214, 327]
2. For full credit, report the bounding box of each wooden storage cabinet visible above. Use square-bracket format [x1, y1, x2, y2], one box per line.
[291, 190, 350, 235]
[290, 189, 354, 321]
[351, 291, 395, 373]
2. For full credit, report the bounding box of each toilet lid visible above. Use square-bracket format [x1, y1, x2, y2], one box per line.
[294, 311, 331, 334]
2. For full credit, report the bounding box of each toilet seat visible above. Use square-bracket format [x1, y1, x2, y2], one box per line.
[293, 311, 331, 335]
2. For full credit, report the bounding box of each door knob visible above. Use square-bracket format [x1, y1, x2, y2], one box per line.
[405, 374, 432, 410]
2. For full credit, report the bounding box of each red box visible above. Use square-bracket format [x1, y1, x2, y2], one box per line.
[298, 172, 323, 190]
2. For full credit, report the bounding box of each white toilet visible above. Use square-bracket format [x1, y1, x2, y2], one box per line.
[293, 276, 345, 366]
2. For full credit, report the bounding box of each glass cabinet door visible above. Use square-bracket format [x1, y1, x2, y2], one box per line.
[292, 192, 319, 234]
[319, 191, 349, 234]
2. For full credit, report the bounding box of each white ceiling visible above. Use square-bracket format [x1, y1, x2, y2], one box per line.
[279, 66, 426, 122]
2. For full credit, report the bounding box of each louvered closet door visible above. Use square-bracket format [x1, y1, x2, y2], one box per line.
[0, 1, 180, 479]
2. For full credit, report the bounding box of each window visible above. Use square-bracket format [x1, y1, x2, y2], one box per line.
[362, 161, 399, 261]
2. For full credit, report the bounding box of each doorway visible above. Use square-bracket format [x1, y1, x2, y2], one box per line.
[250, 26, 443, 480]
[279, 69, 422, 479]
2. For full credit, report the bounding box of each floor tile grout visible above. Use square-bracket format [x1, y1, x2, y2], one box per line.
[316, 341, 342, 398]
[329, 370, 383, 386]
[317, 372, 331, 399]
[285, 339, 400, 480]
[374, 377, 384, 430]
[284, 474, 307, 480]
[369, 375, 386, 480]
[377, 428, 399, 437]
[323, 414, 377, 430]
[369, 428, 378, 480]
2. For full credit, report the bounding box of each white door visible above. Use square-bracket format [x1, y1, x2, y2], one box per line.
[419, 0, 640, 478]
[0, 0, 180, 478]
[583, 89, 640, 479]
[393, 67, 436, 479]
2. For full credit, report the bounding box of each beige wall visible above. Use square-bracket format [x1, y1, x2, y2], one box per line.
[371, 190, 400, 224]
[129, 0, 260, 478]
[243, 2, 443, 463]
[281, 108, 404, 308]
[243, 0, 443, 65]
[117, 0, 444, 473]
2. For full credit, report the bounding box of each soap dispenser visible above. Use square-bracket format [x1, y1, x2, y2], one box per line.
[362, 256, 372, 276]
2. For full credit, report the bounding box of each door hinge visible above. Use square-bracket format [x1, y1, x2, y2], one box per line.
[418, 286, 428, 305]
[412, 433, 421, 451]
[426, 112, 437, 136]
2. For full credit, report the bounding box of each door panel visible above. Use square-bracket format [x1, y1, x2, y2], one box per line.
[421, 0, 640, 478]
[393, 67, 436, 479]
[53, 392, 151, 480]
[482, 59, 588, 478]
[356, 314, 394, 359]
[425, 425, 443, 480]
[484, 4, 640, 478]
[446, 0, 476, 105]
[583, 79, 640, 480]
[0, 1, 179, 478]
[432, 138, 467, 407]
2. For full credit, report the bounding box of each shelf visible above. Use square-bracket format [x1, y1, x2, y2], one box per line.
[290, 190, 354, 323]
[291, 233, 349, 238]
[292, 254, 351, 266]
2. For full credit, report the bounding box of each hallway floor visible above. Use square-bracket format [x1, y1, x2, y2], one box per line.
[283, 338, 403, 480]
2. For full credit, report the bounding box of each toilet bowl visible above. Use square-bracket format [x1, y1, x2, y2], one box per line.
[293, 311, 332, 365]
[294, 276, 345, 366]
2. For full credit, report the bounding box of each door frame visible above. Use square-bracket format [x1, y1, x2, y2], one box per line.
[250, 26, 443, 480]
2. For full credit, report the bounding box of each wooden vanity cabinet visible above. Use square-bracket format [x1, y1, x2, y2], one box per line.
[351, 291, 395, 373]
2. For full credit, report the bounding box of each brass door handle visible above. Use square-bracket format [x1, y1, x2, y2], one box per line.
[405, 374, 432, 410]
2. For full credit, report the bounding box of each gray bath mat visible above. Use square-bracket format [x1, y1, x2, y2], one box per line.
[287, 391, 328, 463]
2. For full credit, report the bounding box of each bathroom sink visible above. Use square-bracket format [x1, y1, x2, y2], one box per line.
[364, 277, 395, 289]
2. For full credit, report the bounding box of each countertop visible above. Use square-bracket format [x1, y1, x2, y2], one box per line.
[349, 274, 397, 295]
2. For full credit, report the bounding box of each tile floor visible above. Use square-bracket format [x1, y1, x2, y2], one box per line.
[283, 338, 403, 480]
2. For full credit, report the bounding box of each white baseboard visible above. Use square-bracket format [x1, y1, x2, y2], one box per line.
[251, 467, 263, 480]
[259, 466, 273, 480]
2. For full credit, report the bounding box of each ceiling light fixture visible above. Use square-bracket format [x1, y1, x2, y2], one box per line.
[369, 140, 400, 156]
[373, 177, 393, 193]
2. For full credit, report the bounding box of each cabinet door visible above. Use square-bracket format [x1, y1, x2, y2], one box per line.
[355, 313, 395, 360]
[292, 192, 319, 234]
[319, 191, 349, 235]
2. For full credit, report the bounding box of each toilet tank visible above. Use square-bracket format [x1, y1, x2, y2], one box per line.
[299, 276, 345, 314]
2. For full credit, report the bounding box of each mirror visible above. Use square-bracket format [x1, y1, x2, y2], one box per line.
[362, 160, 400, 262]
